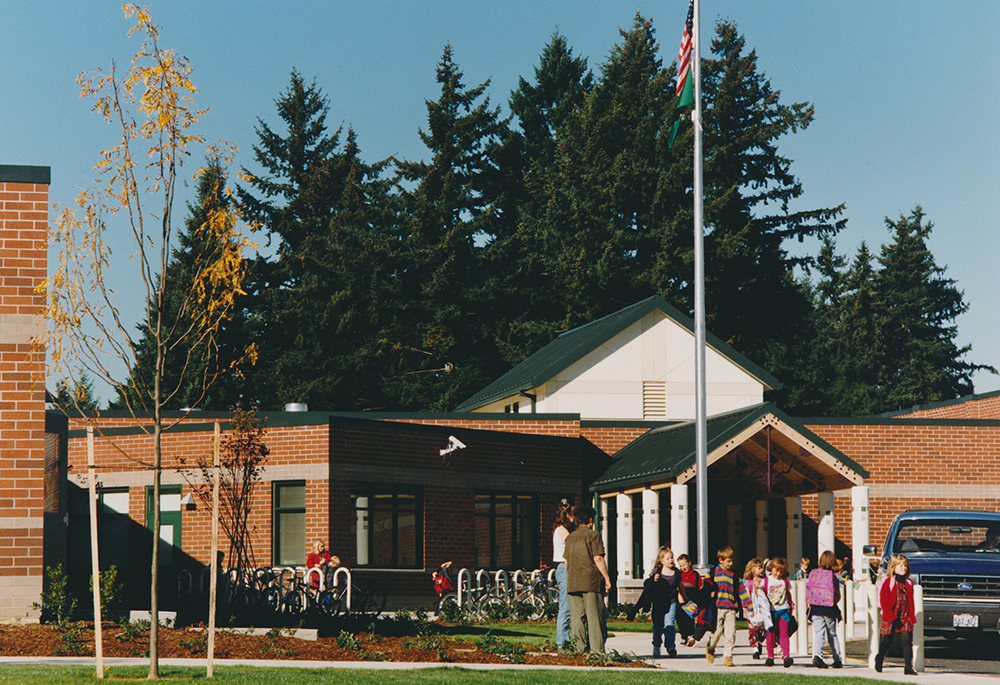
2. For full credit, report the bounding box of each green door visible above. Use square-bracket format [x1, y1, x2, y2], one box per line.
[146, 485, 182, 565]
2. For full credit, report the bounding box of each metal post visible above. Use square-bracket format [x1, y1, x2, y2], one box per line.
[692, 0, 708, 572]
[868, 582, 880, 668]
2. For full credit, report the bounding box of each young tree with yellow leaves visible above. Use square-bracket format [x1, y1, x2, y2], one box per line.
[35, 6, 253, 678]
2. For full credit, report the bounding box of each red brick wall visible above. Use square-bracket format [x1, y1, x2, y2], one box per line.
[805, 421, 1000, 550]
[66, 419, 330, 571]
[0, 168, 49, 621]
[893, 393, 1000, 420]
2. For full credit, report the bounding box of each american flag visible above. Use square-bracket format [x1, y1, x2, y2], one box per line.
[676, 0, 694, 97]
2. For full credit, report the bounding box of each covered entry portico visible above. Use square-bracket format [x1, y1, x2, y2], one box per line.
[589, 403, 869, 601]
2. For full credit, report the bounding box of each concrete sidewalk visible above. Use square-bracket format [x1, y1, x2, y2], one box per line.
[604, 630, 992, 684]
[0, 630, 990, 684]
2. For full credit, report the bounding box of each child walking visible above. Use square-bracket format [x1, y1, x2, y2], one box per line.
[739, 558, 769, 659]
[807, 550, 843, 668]
[646, 547, 683, 657]
[705, 546, 738, 667]
[875, 555, 917, 675]
[675, 554, 703, 647]
[764, 557, 795, 668]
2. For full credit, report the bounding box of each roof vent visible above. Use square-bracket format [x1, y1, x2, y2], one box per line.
[284, 403, 308, 412]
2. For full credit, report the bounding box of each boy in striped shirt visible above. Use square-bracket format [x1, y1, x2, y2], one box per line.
[706, 546, 738, 667]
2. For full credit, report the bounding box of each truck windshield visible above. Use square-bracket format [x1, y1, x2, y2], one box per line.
[893, 521, 1000, 554]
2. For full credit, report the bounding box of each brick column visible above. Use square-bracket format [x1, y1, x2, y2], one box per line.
[0, 165, 49, 622]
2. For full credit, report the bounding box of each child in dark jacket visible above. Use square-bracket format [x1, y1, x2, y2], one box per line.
[645, 547, 683, 657]
[675, 553, 705, 646]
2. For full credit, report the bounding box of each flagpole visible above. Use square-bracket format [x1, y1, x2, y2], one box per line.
[692, 0, 709, 571]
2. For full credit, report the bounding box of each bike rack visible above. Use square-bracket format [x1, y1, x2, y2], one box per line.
[333, 566, 352, 612]
[512, 569, 526, 591]
[493, 568, 509, 596]
[547, 567, 556, 584]
[303, 566, 325, 592]
[456, 567, 471, 607]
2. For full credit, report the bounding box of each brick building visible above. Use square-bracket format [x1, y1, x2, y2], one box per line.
[0, 165, 61, 622]
[52, 296, 1000, 612]
[0, 173, 983, 617]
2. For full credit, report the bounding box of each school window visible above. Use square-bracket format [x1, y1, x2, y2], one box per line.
[474, 492, 538, 569]
[273, 481, 306, 567]
[351, 484, 422, 569]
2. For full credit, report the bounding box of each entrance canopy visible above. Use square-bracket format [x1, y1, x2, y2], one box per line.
[590, 402, 868, 498]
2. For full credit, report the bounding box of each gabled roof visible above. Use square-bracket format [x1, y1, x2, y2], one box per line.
[589, 401, 867, 492]
[455, 295, 782, 412]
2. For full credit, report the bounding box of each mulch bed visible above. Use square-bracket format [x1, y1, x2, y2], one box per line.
[0, 623, 649, 667]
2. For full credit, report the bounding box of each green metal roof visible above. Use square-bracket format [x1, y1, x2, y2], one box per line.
[454, 295, 782, 412]
[589, 402, 868, 491]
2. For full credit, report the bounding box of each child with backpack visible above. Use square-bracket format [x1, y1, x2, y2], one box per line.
[739, 558, 770, 659]
[875, 555, 917, 675]
[807, 550, 843, 668]
[764, 557, 795, 667]
[675, 554, 704, 647]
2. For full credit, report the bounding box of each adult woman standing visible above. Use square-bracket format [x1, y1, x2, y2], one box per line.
[552, 501, 575, 649]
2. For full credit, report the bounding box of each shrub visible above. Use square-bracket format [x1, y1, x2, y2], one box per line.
[34, 564, 77, 627]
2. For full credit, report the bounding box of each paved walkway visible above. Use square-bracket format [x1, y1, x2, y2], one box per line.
[0, 630, 993, 684]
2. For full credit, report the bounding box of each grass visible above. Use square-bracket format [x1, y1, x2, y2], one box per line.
[0, 665, 890, 684]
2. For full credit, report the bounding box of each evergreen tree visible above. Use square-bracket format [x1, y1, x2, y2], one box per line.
[113, 161, 249, 410]
[874, 207, 991, 409]
[390, 45, 508, 410]
[483, 32, 593, 365]
[239, 71, 400, 409]
[835, 241, 884, 415]
[695, 22, 845, 398]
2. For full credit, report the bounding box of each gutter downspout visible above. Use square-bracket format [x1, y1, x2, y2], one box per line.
[518, 390, 537, 413]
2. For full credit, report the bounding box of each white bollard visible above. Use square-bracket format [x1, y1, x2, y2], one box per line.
[855, 577, 869, 639]
[845, 577, 855, 639]
[837, 577, 847, 649]
[868, 582, 879, 668]
[795, 578, 809, 656]
[913, 584, 924, 672]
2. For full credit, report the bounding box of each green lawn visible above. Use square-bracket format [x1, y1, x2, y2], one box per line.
[0, 665, 889, 684]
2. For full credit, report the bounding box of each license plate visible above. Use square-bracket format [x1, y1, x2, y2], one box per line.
[953, 613, 979, 628]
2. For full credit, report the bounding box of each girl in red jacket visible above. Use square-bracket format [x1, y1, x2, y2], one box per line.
[876, 555, 916, 675]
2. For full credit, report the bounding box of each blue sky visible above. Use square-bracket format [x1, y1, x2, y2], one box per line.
[2, 1, 999, 399]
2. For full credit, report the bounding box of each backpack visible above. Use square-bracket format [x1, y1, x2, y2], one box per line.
[806, 568, 835, 607]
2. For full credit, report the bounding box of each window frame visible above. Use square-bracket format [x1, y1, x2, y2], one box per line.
[272, 480, 306, 568]
[474, 491, 539, 570]
[351, 483, 423, 569]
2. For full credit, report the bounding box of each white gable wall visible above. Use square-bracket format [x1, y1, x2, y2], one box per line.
[528, 311, 764, 420]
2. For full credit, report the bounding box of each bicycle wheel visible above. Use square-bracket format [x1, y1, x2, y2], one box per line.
[316, 589, 343, 616]
[355, 586, 387, 617]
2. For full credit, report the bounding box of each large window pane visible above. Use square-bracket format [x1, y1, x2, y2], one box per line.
[273, 481, 305, 567]
[474, 492, 539, 569]
[352, 483, 422, 569]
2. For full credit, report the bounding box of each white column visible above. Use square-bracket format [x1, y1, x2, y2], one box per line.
[727, 503, 741, 563]
[817, 491, 836, 558]
[786, 496, 802, 569]
[616, 493, 634, 582]
[851, 486, 870, 579]
[642, 489, 660, 577]
[755, 500, 769, 559]
[670, 484, 689, 558]
[795, 578, 809, 656]
[600, 498, 610, 562]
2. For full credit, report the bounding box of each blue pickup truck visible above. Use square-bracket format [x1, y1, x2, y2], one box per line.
[864, 510, 1000, 638]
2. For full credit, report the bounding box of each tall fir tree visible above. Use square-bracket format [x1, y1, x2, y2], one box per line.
[483, 32, 594, 365]
[390, 45, 509, 410]
[239, 71, 400, 409]
[114, 161, 250, 410]
[695, 22, 845, 403]
[874, 207, 991, 410]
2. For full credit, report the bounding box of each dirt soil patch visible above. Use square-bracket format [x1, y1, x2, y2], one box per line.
[0, 623, 648, 667]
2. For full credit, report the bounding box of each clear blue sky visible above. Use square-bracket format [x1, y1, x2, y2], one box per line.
[2, 1, 998, 399]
